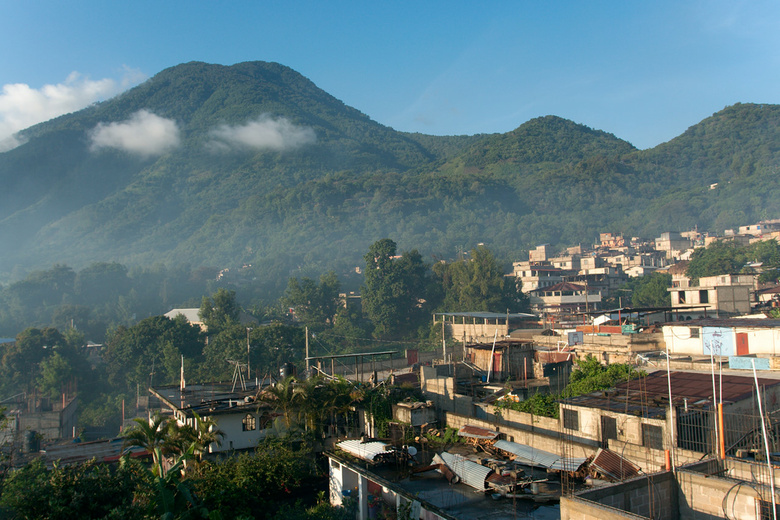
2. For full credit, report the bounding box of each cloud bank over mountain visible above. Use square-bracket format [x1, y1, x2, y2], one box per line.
[90, 109, 180, 157]
[208, 115, 316, 152]
[0, 68, 145, 152]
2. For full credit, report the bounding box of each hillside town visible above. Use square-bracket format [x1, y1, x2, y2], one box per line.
[4, 220, 780, 519]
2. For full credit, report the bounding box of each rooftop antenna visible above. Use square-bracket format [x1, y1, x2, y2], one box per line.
[228, 359, 247, 392]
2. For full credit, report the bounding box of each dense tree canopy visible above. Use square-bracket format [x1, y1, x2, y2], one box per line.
[433, 245, 529, 312]
[361, 239, 432, 339]
[686, 239, 780, 283]
[283, 271, 341, 331]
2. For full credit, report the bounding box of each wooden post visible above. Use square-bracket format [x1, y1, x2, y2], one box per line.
[718, 402, 725, 459]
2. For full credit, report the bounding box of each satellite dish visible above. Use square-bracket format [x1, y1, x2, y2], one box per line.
[407, 446, 418, 456]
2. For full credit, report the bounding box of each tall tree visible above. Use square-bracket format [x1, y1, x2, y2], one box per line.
[361, 239, 430, 339]
[104, 315, 203, 391]
[686, 240, 747, 282]
[199, 288, 240, 334]
[283, 271, 341, 330]
[433, 245, 528, 312]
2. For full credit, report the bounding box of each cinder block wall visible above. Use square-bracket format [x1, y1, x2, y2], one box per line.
[561, 471, 678, 519]
[443, 411, 594, 459]
[677, 459, 779, 519]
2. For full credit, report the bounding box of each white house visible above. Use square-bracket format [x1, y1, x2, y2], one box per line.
[151, 383, 281, 452]
[663, 318, 780, 359]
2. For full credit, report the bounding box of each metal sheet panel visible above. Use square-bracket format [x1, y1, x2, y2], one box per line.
[549, 457, 588, 472]
[493, 440, 559, 468]
[336, 440, 391, 462]
[439, 452, 491, 490]
[457, 425, 498, 440]
[590, 448, 640, 481]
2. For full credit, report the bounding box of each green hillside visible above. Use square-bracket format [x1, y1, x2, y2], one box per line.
[0, 61, 779, 286]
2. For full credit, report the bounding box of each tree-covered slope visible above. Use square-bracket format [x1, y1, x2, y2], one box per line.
[0, 61, 779, 286]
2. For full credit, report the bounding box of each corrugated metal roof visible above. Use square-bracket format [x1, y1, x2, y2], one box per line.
[567, 371, 780, 416]
[616, 371, 780, 404]
[549, 457, 589, 472]
[439, 452, 492, 491]
[590, 448, 640, 481]
[493, 440, 560, 468]
[435, 312, 537, 319]
[666, 318, 780, 329]
[493, 440, 588, 471]
[336, 440, 392, 462]
[457, 425, 498, 440]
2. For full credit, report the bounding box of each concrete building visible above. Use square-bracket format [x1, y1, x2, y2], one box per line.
[561, 458, 780, 519]
[529, 281, 602, 321]
[463, 340, 534, 383]
[511, 262, 569, 293]
[654, 232, 693, 260]
[668, 274, 755, 318]
[2, 393, 78, 446]
[432, 312, 537, 344]
[327, 445, 558, 520]
[528, 243, 554, 262]
[739, 219, 780, 237]
[561, 371, 780, 461]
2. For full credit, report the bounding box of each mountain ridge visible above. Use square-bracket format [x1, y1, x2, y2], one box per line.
[0, 61, 778, 287]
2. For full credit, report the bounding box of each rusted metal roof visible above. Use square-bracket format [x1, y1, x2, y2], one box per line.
[457, 425, 498, 440]
[566, 371, 780, 416]
[530, 281, 587, 293]
[616, 371, 780, 404]
[590, 448, 640, 481]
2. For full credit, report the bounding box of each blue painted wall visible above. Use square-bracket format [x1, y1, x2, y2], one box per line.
[729, 356, 770, 370]
[702, 327, 734, 356]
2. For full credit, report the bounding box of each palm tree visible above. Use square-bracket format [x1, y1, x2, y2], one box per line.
[325, 377, 364, 437]
[173, 412, 225, 462]
[121, 413, 179, 477]
[257, 376, 299, 429]
[293, 376, 328, 433]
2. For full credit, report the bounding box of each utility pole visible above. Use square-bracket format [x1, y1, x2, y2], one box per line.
[305, 327, 310, 375]
[441, 318, 446, 364]
[246, 328, 253, 382]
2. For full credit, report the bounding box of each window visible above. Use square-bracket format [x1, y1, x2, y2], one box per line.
[242, 413, 256, 431]
[563, 409, 579, 431]
[601, 416, 618, 441]
[699, 290, 709, 304]
[759, 499, 780, 520]
[689, 327, 700, 339]
[642, 423, 663, 450]
[678, 291, 686, 304]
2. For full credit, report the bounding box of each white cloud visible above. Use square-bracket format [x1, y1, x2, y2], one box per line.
[208, 115, 316, 152]
[90, 109, 180, 158]
[0, 68, 145, 152]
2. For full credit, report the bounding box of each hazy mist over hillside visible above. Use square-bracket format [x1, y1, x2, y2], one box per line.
[0, 62, 779, 288]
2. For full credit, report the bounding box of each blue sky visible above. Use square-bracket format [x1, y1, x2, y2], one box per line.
[1, 1, 779, 150]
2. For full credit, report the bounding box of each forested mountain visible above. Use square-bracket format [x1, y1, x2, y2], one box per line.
[1, 61, 779, 288]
